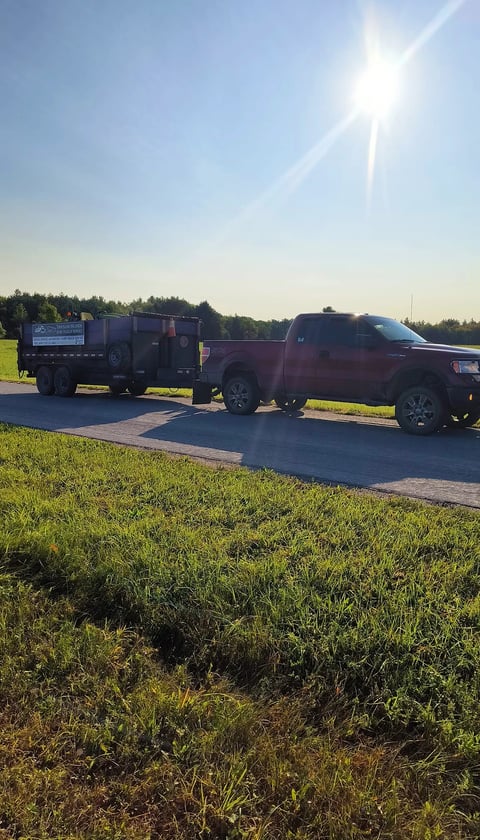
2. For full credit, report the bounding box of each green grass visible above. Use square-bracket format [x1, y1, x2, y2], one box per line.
[307, 398, 394, 417]
[0, 339, 20, 380]
[4, 572, 465, 840]
[1, 424, 480, 836]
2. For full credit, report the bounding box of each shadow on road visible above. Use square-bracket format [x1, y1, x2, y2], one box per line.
[1, 387, 479, 504]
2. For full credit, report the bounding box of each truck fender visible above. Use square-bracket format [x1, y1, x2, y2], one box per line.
[387, 367, 448, 403]
[218, 354, 260, 387]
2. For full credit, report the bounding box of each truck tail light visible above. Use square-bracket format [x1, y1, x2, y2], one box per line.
[167, 318, 176, 338]
[201, 346, 210, 365]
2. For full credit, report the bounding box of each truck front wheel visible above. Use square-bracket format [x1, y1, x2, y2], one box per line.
[36, 366, 55, 396]
[223, 375, 260, 415]
[54, 366, 77, 397]
[395, 386, 446, 435]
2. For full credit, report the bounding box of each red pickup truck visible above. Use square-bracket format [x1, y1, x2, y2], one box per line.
[195, 312, 480, 435]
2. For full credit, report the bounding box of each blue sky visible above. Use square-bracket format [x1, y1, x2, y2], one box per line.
[1, 0, 478, 321]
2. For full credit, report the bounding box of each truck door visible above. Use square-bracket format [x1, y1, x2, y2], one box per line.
[283, 315, 385, 400]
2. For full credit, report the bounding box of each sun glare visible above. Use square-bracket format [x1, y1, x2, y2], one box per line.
[355, 59, 400, 119]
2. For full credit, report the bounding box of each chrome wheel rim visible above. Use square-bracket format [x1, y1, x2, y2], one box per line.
[402, 393, 436, 427]
[228, 382, 249, 409]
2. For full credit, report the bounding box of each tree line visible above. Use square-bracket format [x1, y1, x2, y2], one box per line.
[1, 290, 479, 345]
[0, 290, 290, 341]
[403, 317, 480, 346]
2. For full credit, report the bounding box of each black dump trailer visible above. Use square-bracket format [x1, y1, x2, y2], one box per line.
[18, 312, 207, 399]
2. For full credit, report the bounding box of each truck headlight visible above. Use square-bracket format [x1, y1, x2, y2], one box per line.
[451, 359, 480, 374]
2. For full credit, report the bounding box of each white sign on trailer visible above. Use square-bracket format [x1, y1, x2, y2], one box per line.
[32, 322, 85, 346]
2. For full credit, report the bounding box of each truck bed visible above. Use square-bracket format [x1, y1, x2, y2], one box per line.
[202, 339, 285, 397]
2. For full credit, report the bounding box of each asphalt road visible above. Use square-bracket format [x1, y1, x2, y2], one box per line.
[1, 381, 479, 508]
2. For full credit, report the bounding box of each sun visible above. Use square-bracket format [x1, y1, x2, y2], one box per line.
[355, 58, 400, 120]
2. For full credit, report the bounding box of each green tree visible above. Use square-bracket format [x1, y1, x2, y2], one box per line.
[269, 318, 292, 339]
[37, 302, 61, 323]
[12, 303, 28, 327]
[224, 315, 259, 340]
[143, 296, 193, 316]
[0, 321, 6, 339]
[194, 300, 226, 339]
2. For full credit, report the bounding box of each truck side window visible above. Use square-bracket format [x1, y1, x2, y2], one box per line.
[296, 319, 323, 344]
[297, 318, 361, 346]
[320, 319, 356, 346]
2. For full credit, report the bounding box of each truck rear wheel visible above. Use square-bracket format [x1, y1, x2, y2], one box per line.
[36, 366, 55, 396]
[223, 374, 260, 415]
[395, 386, 446, 435]
[54, 366, 77, 397]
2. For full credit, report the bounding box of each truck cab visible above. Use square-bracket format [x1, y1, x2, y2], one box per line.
[198, 312, 480, 435]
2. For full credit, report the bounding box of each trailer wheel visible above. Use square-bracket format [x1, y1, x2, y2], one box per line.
[54, 366, 77, 397]
[128, 382, 147, 396]
[36, 366, 55, 396]
[107, 342, 131, 371]
[274, 395, 307, 412]
[109, 384, 125, 396]
[223, 374, 260, 415]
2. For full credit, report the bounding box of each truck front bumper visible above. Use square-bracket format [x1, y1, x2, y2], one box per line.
[446, 384, 480, 414]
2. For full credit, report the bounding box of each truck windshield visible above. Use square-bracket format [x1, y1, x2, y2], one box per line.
[364, 316, 426, 344]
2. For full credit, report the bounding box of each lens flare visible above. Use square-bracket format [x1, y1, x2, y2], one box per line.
[355, 59, 400, 119]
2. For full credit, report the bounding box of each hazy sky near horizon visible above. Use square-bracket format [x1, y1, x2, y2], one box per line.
[1, 0, 479, 322]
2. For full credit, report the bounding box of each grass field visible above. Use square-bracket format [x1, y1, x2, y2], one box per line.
[0, 339, 19, 380]
[1, 423, 480, 837]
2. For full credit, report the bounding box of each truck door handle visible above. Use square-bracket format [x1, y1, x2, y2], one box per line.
[318, 350, 330, 358]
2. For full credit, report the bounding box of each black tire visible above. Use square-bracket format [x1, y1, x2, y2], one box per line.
[36, 366, 55, 396]
[446, 411, 480, 429]
[53, 366, 76, 397]
[395, 386, 446, 435]
[107, 342, 131, 371]
[109, 384, 125, 396]
[274, 395, 307, 412]
[223, 374, 260, 415]
[128, 382, 147, 397]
